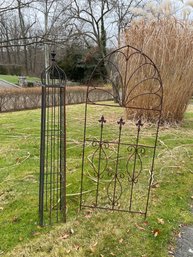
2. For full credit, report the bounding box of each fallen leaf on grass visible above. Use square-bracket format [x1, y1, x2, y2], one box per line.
[32, 231, 41, 237]
[153, 229, 160, 237]
[157, 218, 165, 225]
[61, 233, 70, 239]
[92, 242, 98, 247]
[168, 250, 174, 255]
[85, 210, 93, 219]
[85, 214, 92, 219]
[135, 223, 145, 231]
[143, 221, 148, 226]
[70, 228, 74, 234]
[151, 182, 160, 188]
[90, 242, 98, 253]
[15, 157, 22, 163]
[74, 245, 80, 251]
[12, 216, 21, 223]
[119, 238, 124, 244]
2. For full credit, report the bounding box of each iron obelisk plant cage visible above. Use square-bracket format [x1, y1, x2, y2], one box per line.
[39, 52, 67, 226]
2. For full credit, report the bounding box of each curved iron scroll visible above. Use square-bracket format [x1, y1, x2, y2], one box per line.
[86, 45, 163, 112]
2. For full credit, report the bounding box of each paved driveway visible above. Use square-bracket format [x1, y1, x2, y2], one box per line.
[0, 79, 21, 89]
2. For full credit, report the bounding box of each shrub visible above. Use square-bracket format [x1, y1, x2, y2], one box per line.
[9, 65, 22, 76]
[0, 64, 22, 76]
[123, 18, 193, 123]
[0, 65, 8, 75]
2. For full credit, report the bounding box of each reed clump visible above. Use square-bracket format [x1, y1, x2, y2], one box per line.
[123, 18, 193, 123]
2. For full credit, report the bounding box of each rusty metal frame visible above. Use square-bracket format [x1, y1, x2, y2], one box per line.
[80, 45, 163, 217]
[39, 52, 67, 226]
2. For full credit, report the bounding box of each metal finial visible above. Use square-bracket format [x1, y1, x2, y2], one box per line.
[51, 51, 56, 62]
[117, 117, 125, 126]
[99, 115, 106, 124]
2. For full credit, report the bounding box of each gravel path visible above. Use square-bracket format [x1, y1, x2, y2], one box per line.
[175, 226, 193, 257]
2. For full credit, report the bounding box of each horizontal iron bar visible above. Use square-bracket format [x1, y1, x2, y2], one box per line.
[85, 139, 155, 149]
[87, 102, 161, 112]
[81, 204, 145, 214]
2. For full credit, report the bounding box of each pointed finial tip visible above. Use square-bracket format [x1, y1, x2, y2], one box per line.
[51, 51, 56, 62]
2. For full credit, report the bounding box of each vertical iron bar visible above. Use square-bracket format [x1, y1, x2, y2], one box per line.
[39, 85, 46, 226]
[80, 87, 89, 210]
[49, 86, 54, 224]
[56, 88, 60, 222]
[60, 86, 66, 222]
[129, 119, 143, 211]
[52, 87, 57, 219]
[95, 115, 106, 206]
[45, 87, 50, 211]
[112, 117, 125, 209]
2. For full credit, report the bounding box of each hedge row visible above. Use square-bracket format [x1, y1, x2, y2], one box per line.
[0, 86, 112, 112]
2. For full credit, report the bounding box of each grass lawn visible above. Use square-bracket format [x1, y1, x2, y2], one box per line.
[0, 74, 40, 84]
[0, 103, 193, 257]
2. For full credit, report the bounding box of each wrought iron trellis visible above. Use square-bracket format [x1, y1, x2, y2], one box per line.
[80, 45, 163, 217]
[39, 52, 67, 226]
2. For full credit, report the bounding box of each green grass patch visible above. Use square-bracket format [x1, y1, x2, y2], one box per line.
[0, 75, 40, 84]
[0, 103, 193, 257]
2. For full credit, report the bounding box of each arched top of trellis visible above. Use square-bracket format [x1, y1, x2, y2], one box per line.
[41, 51, 67, 87]
[86, 45, 163, 112]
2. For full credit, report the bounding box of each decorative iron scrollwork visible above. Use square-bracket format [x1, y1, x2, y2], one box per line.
[80, 45, 163, 217]
[126, 146, 145, 184]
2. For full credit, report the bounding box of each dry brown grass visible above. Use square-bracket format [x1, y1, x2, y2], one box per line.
[123, 18, 193, 123]
[0, 86, 88, 96]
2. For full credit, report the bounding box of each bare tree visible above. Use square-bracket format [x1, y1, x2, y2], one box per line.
[0, 0, 33, 14]
[33, 0, 72, 69]
[70, 0, 113, 59]
[110, 0, 145, 47]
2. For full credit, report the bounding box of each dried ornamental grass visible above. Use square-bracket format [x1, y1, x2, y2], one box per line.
[123, 18, 193, 123]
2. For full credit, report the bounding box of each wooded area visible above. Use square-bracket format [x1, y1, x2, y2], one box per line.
[0, 0, 191, 80]
[1, 0, 169, 79]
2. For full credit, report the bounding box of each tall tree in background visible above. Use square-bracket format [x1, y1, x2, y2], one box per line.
[17, 0, 36, 74]
[110, 0, 145, 47]
[33, 0, 72, 69]
[71, 0, 112, 59]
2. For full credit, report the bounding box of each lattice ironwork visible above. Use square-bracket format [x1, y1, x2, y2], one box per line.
[80, 45, 163, 217]
[39, 52, 67, 226]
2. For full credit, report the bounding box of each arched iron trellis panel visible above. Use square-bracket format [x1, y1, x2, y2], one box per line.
[80, 45, 163, 217]
[39, 52, 67, 226]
